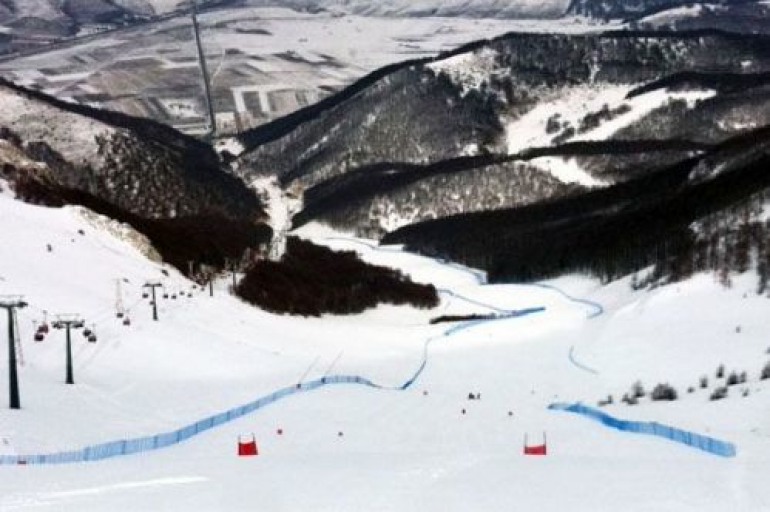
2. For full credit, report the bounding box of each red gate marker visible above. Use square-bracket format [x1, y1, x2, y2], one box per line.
[523, 432, 548, 456]
[238, 434, 258, 456]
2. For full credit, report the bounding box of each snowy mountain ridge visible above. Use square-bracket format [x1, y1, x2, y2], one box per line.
[236, 29, 770, 237]
[0, 79, 263, 221]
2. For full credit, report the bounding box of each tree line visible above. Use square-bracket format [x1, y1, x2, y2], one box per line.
[236, 237, 439, 317]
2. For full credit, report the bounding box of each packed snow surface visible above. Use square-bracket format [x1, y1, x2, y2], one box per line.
[0, 195, 769, 511]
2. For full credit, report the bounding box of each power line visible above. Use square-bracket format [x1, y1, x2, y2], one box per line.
[0, 296, 28, 409]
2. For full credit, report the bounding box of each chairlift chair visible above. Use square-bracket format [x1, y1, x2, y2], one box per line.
[116, 312, 124, 319]
[83, 328, 92, 338]
[123, 317, 131, 326]
[88, 334, 97, 343]
[34, 332, 45, 342]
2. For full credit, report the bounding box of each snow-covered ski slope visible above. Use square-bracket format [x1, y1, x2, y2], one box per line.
[1, 195, 769, 511]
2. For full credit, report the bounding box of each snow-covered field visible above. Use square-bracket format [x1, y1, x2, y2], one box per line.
[1, 193, 769, 511]
[0, 7, 622, 135]
[239, 0, 572, 19]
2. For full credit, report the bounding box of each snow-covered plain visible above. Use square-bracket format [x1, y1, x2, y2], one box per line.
[1, 194, 769, 511]
[240, 0, 572, 19]
[0, 7, 621, 135]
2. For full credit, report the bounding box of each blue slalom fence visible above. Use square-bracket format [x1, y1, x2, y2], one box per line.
[528, 283, 604, 319]
[442, 307, 547, 337]
[567, 345, 599, 375]
[549, 403, 737, 458]
[0, 375, 386, 466]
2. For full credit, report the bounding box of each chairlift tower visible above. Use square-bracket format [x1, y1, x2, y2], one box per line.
[52, 315, 85, 385]
[0, 296, 28, 409]
[144, 282, 163, 321]
[115, 279, 125, 318]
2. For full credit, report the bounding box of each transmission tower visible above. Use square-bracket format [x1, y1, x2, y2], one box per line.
[191, 0, 217, 139]
[0, 296, 27, 409]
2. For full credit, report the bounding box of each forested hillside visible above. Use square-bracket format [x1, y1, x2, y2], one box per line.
[0, 78, 264, 221]
[383, 126, 770, 289]
[235, 30, 770, 237]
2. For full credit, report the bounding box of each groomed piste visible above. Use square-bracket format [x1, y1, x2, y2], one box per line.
[0, 284, 547, 465]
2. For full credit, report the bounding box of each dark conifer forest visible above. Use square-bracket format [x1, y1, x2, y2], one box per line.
[236, 237, 439, 316]
[383, 127, 770, 289]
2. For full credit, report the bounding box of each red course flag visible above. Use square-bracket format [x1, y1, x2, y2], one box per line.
[238, 434, 258, 457]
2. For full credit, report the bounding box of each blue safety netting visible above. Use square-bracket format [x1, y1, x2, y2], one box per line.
[548, 403, 737, 458]
[0, 374, 389, 465]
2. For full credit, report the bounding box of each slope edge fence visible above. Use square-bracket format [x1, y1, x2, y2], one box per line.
[549, 403, 737, 458]
[1, 376, 382, 465]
